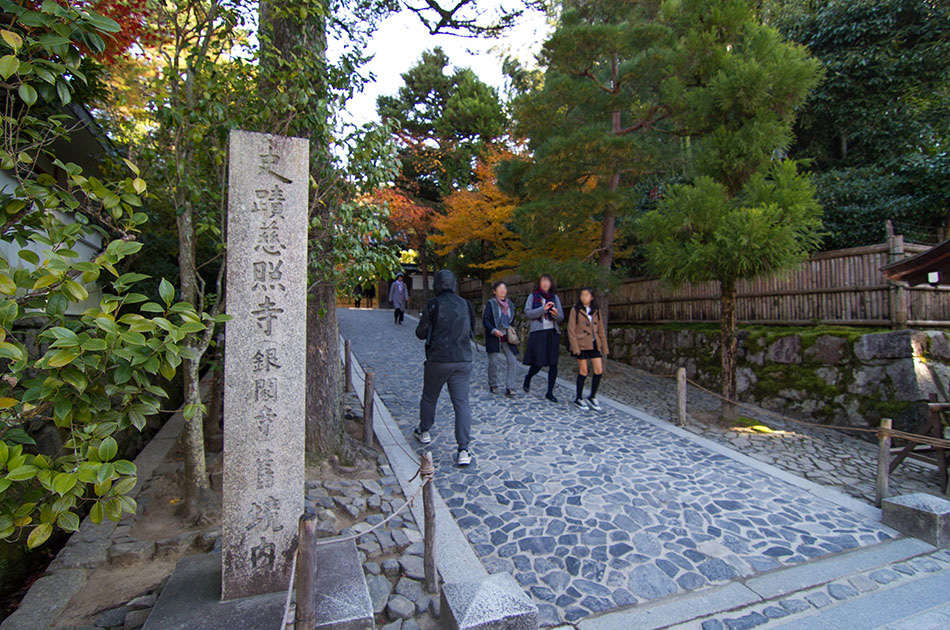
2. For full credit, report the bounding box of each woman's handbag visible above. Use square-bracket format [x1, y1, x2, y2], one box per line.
[506, 326, 520, 346]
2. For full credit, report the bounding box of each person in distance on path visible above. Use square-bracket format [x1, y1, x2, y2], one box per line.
[483, 280, 519, 397]
[388, 272, 410, 325]
[413, 269, 477, 466]
[523, 274, 564, 402]
[567, 287, 608, 411]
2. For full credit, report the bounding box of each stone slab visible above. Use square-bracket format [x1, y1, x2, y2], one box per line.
[223, 130, 308, 599]
[576, 582, 759, 630]
[882, 493, 950, 548]
[745, 538, 935, 599]
[312, 538, 373, 630]
[772, 570, 950, 630]
[441, 572, 539, 630]
[0, 570, 86, 630]
[143, 552, 285, 630]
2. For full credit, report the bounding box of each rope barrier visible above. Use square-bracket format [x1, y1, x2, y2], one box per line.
[280, 555, 297, 629]
[311, 461, 430, 548]
[664, 372, 950, 448]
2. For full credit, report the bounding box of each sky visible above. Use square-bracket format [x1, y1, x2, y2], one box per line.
[339, 1, 552, 127]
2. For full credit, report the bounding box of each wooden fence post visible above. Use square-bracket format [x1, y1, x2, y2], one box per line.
[887, 228, 908, 327]
[363, 372, 374, 447]
[344, 339, 353, 393]
[294, 514, 317, 630]
[676, 368, 687, 427]
[421, 451, 438, 595]
[876, 418, 892, 507]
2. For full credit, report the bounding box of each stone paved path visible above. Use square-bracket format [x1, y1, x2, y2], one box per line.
[338, 309, 896, 627]
[556, 353, 941, 506]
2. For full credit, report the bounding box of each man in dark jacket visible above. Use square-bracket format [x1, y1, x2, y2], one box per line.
[414, 269, 476, 465]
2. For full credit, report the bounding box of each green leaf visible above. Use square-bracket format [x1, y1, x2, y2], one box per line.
[45, 348, 78, 368]
[55, 80, 70, 105]
[80, 338, 107, 351]
[113, 460, 136, 476]
[52, 472, 76, 496]
[97, 437, 117, 462]
[18, 83, 36, 106]
[17, 249, 39, 265]
[112, 476, 137, 496]
[56, 511, 79, 532]
[26, 523, 52, 548]
[132, 178, 146, 194]
[89, 502, 103, 524]
[0, 274, 14, 295]
[0, 442, 7, 466]
[0, 342, 22, 361]
[0, 55, 18, 80]
[96, 462, 114, 483]
[0, 30, 22, 52]
[62, 279, 88, 302]
[6, 465, 37, 481]
[158, 278, 175, 307]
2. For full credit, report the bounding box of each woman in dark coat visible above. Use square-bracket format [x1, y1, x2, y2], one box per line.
[483, 280, 519, 397]
[522, 274, 564, 402]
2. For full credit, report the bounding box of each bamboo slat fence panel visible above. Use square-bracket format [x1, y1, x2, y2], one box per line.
[458, 240, 950, 327]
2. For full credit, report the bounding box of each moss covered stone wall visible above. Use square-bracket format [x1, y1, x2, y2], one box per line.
[607, 326, 950, 432]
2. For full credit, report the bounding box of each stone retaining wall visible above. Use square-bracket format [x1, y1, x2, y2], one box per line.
[605, 327, 950, 432]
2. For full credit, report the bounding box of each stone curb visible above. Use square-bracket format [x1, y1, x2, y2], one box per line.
[341, 334, 487, 585]
[341, 334, 540, 629]
[0, 390, 193, 630]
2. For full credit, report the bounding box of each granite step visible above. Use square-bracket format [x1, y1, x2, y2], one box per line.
[573, 537, 937, 630]
[312, 538, 374, 630]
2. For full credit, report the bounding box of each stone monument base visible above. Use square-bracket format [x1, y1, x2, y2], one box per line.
[143, 552, 286, 630]
[882, 492, 950, 547]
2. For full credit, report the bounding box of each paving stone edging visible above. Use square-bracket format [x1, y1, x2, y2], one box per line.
[0, 401, 189, 630]
[558, 538, 941, 630]
[340, 335, 488, 585]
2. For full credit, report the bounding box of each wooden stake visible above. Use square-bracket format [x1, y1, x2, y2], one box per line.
[294, 514, 317, 630]
[877, 418, 892, 507]
[422, 451, 438, 596]
[344, 339, 353, 393]
[363, 372, 374, 447]
[676, 367, 687, 427]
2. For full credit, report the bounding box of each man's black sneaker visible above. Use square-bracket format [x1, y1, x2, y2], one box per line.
[545, 394, 559, 403]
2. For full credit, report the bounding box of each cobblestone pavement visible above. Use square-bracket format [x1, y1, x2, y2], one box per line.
[339, 309, 896, 627]
[555, 352, 941, 505]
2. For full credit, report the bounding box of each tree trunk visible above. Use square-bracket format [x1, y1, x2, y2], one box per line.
[176, 205, 210, 513]
[719, 278, 738, 421]
[481, 281, 491, 306]
[259, 0, 343, 458]
[420, 244, 430, 303]
[306, 282, 342, 456]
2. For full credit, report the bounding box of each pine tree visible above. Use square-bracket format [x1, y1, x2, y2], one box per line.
[638, 0, 824, 420]
[512, 0, 677, 315]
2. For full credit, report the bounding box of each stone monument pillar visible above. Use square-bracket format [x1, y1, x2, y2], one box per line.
[222, 130, 308, 600]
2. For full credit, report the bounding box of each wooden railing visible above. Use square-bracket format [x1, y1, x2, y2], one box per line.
[458, 237, 950, 327]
